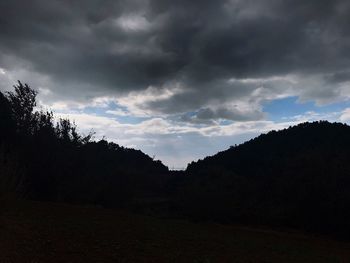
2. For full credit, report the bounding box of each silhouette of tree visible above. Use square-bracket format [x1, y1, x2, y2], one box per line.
[6, 81, 37, 136]
[0, 91, 14, 139]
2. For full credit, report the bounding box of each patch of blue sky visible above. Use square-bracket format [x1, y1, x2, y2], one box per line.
[83, 106, 111, 116]
[113, 115, 150, 124]
[263, 96, 350, 121]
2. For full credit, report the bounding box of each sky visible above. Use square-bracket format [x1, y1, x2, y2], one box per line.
[0, 0, 350, 169]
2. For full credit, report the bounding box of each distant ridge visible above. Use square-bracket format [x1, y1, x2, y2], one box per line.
[188, 121, 350, 172]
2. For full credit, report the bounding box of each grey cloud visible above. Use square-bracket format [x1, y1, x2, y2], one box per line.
[178, 106, 264, 125]
[196, 107, 264, 122]
[1, 0, 350, 120]
[325, 71, 350, 84]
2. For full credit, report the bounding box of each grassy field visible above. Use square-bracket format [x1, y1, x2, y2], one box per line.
[1, 200, 349, 263]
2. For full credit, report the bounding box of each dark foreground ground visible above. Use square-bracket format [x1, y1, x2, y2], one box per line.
[1, 200, 349, 263]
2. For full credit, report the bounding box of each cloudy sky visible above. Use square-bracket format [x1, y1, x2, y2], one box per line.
[1, 0, 350, 168]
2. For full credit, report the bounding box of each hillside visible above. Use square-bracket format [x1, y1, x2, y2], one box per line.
[0, 82, 168, 206]
[1, 199, 350, 263]
[188, 121, 350, 173]
[181, 122, 350, 237]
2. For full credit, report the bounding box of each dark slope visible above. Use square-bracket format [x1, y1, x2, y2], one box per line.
[183, 121, 350, 237]
[188, 121, 350, 174]
[0, 82, 168, 206]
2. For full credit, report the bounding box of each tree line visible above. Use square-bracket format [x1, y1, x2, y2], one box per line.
[0, 81, 168, 206]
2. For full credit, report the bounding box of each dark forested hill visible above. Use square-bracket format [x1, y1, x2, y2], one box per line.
[188, 121, 350, 173]
[0, 82, 168, 206]
[182, 122, 350, 237]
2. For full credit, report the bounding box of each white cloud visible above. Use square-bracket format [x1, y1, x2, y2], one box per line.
[116, 84, 185, 117]
[286, 111, 341, 123]
[340, 108, 350, 122]
[106, 109, 130, 116]
[115, 14, 151, 31]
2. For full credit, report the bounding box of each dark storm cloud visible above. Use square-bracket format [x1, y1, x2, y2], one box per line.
[196, 107, 264, 122]
[0, 0, 350, 118]
[326, 71, 350, 84]
[179, 107, 265, 125]
[0, 0, 179, 94]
